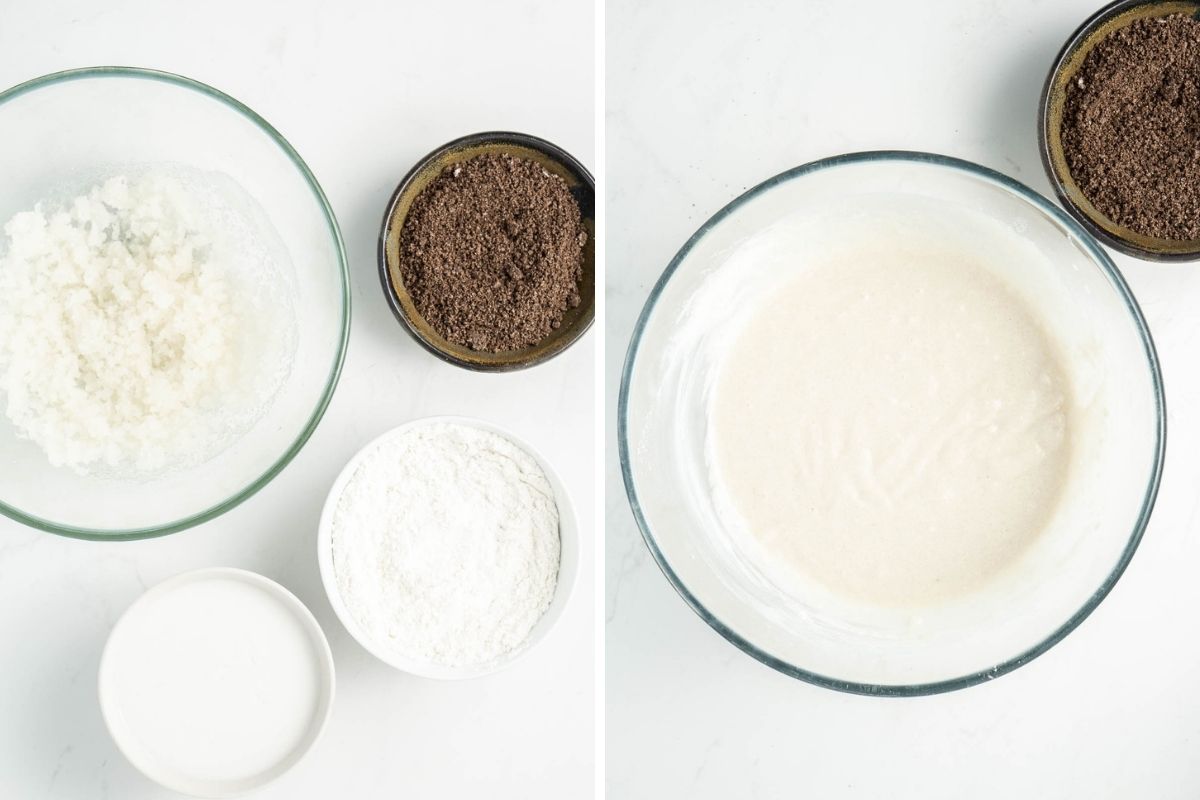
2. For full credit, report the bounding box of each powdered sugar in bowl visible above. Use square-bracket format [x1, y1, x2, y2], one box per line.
[317, 416, 579, 679]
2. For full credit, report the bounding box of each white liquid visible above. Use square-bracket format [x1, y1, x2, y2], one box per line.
[101, 574, 325, 787]
[711, 245, 1072, 608]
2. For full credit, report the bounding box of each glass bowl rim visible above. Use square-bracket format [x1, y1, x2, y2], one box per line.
[616, 149, 1166, 696]
[0, 66, 351, 541]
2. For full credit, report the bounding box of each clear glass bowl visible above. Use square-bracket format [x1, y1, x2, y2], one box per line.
[619, 151, 1165, 695]
[0, 68, 349, 539]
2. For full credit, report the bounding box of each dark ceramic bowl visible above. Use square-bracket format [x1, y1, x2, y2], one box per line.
[378, 131, 595, 371]
[1040, 0, 1200, 261]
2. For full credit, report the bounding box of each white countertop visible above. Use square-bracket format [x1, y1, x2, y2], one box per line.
[0, 1, 595, 797]
[606, 0, 1200, 797]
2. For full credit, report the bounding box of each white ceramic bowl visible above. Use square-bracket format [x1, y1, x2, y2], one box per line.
[619, 151, 1165, 695]
[98, 568, 336, 797]
[0, 68, 348, 540]
[317, 415, 579, 679]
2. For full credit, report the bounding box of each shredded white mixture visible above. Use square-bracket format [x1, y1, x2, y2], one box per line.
[331, 423, 561, 669]
[0, 173, 294, 474]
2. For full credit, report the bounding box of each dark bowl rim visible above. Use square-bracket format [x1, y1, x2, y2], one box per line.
[377, 130, 595, 373]
[1038, 0, 1200, 262]
[617, 149, 1166, 697]
[0, 66, 350, 541]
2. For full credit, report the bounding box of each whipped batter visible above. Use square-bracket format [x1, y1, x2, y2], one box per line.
[711, 245, 1072, 608]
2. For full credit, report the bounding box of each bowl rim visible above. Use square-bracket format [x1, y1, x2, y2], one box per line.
[617, 149, 1167, 697]
[97, 566, 337, 797]
[315, 414, 579, 679]
[0, 66, 351, 541]
[1038, 0, 1200, 262]
[377, 130, 595, 372]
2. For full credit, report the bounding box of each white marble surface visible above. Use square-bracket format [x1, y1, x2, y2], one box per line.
[606, 0, 1200, 797]
[0, 1, 594, 797]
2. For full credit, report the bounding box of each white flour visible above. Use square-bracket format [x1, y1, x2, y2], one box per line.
[331, 422, 560, 668]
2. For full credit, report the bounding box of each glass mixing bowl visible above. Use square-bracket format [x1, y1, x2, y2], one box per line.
[619, 151, 1165, 695]
[0, 68, 349, 539]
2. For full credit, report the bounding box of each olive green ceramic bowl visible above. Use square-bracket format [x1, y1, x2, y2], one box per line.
[1040, 0, 1200, 261]
[379, 131, 595, 371]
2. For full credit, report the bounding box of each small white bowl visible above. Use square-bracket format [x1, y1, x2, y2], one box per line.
[98, 568, 335, 797]
[317, 415, 579, 679]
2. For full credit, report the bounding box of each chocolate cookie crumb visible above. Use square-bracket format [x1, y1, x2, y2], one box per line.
[1062, 13, 1200, 241]
[401, 153, 587, 352]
